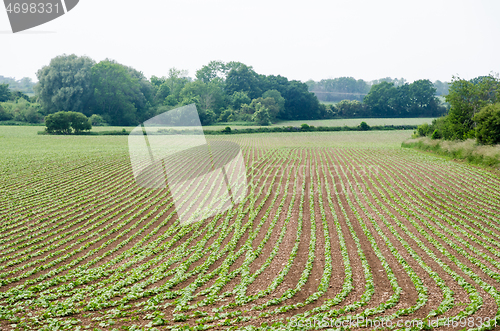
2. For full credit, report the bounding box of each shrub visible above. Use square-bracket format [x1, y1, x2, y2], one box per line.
[89, 114, 107, 126]
[416, 123, 430, 137]
[45, 112, 71, 134]
[359, 121, 370, 131]
[474, 103, 500, 145]
[431, 129, 441, 140]
[45, 111, 92, 134]
[0, 104, 12, 121]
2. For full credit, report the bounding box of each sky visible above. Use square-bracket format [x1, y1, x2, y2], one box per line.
[1, 0, 500, 83]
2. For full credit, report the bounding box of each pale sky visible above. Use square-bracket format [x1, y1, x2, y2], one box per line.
[1, 0, 499, 83]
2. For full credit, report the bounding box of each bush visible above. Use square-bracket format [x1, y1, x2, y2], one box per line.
[89, 114, 107, 126]
[0, 104, 12, 121]
[45, 111, 92, 134]
[300, 123, 310, 131]
[416, 123, 430, 137]
[474, 103, 500, 145]
[431, 129, 441, 139]
[252, 108, 271, 126]
[359, 121, 370, 131]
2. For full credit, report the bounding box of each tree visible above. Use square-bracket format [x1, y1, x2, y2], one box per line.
[359, 121, 370, 131]
[154, 83, 171, 105]
[0, 104, 12, 121]
[363, 81, 398, 117]
[281, 81, 321, 120]
[252, 105, 271, 126]
[0, 83, 11, 102]
[91, 60, 142, 125]
[35, 54, 95, 115]
[225, 64, 262, 100]
[45, 111, 71, 134]
[262, 89, 285, 116]
[335, 100, 368, 117]
[445, 75, 500, 139]
[89, 114, 107, 126]
[180, 80, 227, 118]
[125, 65, 154, 122]
[45, 111, 91, 133]
[474, 103, 500, 145]
[231, 91, 251, 110]
[68, 112, 91, 133]
[196, 60, 227, 83]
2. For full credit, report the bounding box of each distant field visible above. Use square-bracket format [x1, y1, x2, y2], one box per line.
[207, 118, 435, 131]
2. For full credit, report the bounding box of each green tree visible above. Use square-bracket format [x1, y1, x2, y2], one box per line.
[363, 81, 398, 117]
[335, 100, 367, 117]
[225, 64, 262, 100]
[35, 54, 95, 115]
[262, 89, 285, 115]
[231, 91, 251, 110]
[282, 81, 321, 120]
[0, 104, 12, 121]
[45, 111, 71, 134]
[89, 114, 107, 126]
[0, 84, 11, 102]
[252, 105, 271, 126]
[68, 112, 92, 133]
[359, 121, 370, 131]
[91, 60, 141, 125]
[474, 103, 500, 145]
[45, 111, 91, 133]
[446, 75, 500, 139]
[155, 83, 171, 105]
[196, 60, 227, 83]
[180, 80, 226, 118]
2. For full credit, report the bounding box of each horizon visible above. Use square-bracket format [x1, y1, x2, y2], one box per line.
[2, 0, 499, 84]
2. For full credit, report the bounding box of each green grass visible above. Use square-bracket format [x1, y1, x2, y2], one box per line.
[402, 137, 500, 170]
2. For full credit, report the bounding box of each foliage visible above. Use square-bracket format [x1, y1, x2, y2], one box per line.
[415, 75, 500, 144]
[335, 100, 369, 118]
[89, 114, 107, 126]
[474, 103, 500, 145]
[35, 54, 95, 115]
[0, 99, 43, 123]
[359, 121, 370, 131]
[445, 75, 500, 140]
[91, 60, 142, 126]
[45, 111, 91, 133]
[403, 137, 500, 169]
[230, 91, 251, 111]
[0, 83, 11, 102]
[0, 104, 10, 121]
[363, 80, 446, 118]
[251, 106, 271, 126]
[0, 76, 36, 93]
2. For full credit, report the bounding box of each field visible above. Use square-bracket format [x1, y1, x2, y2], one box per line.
[1, 127, 500, 330]
[205, 118, 436, 131]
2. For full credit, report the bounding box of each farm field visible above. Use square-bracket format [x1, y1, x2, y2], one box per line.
[1, 127, 500, 330]
[204, 118, 436, 131]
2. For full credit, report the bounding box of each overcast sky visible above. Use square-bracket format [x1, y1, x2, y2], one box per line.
[1, 0, 499, 83]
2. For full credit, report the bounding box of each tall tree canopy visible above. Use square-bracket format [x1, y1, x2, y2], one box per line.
[91, 60, 143, 126]
[35, 54, 95, 115]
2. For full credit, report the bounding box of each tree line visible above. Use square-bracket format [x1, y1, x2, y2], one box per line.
[415, 75, 500, 145]
[2, 55, 450, 127]
[306, 77, 450, 103]
[31, 56, 322, 126]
